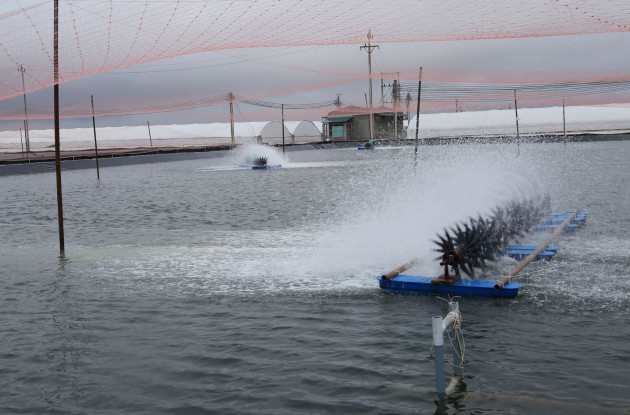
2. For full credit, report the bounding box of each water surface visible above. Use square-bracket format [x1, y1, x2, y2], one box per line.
[1, 142, 628, 414]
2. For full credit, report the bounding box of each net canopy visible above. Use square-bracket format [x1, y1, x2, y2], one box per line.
[1, 0, 630, 123]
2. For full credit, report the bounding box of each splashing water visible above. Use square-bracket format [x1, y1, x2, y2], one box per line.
[227, 144, 289, 167]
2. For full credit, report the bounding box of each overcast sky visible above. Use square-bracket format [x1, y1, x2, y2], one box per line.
[1, 1, 630, 130]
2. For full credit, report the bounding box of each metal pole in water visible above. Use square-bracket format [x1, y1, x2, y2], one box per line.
[281, 103, 285, 156]
[432, 316, 446, 395]
[91, 95, 100, 180]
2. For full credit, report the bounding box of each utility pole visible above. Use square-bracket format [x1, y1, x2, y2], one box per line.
[334, 93, 342, 109]
[18, 65, 30, 153]
[406, 91, 411, 128]
[360, 30, 378, 142]
[380, 74, 384, 105]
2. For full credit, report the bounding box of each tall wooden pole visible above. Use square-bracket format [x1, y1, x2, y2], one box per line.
[54, 0, 65, 253]
[91, 95, 100, 180]
[414, 67, 423, 168]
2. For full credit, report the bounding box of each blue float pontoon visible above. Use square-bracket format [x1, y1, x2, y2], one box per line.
[378, 275, 522, 298]
[503, 249, 556, 260]
[238, 164, 282, 170]
[536, 211, 587, 232]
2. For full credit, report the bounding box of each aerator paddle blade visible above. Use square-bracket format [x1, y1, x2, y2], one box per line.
[433, 196, 549, 277]
[252, 156, 268, 166]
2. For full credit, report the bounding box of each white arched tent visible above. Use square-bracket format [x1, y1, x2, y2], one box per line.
[290, 121, 322, 143]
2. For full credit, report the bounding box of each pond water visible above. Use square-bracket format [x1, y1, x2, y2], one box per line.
[1, 141, 628, 414]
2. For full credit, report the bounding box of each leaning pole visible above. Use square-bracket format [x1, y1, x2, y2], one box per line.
[54, 0, 65, 253]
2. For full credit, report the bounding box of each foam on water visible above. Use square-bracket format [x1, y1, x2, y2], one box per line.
[225, 143, 289, 166]
[7, 142, 623, 308]
[71, 143, 566, 299]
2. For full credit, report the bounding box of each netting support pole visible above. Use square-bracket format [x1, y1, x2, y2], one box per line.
[147, 121, 153, 148]
[19, 127, 24, 156]
[53, 0, 65, 254]
[229, 92, 235, 146]
[18, 65, 30, 153]
[91, 95, 100, 180]
[413, 67, 422, 170]
[281, 103, 285, 155]
[514, 89, 520, 149]
[563, 98, 567, 145]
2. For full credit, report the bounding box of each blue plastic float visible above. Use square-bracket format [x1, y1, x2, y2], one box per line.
[536, 211, 587, 232]
[378, 275, 522, 298]
[251, 164, 281, 169]
[503, 249, 556, 260]
[238, 164, 282, 170]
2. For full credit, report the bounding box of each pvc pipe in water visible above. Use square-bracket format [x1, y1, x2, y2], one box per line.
[432, 316, 446, 394]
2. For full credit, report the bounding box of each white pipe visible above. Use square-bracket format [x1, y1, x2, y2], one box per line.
[442, 312, 457, 332]
[432, 316, 444, 347]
